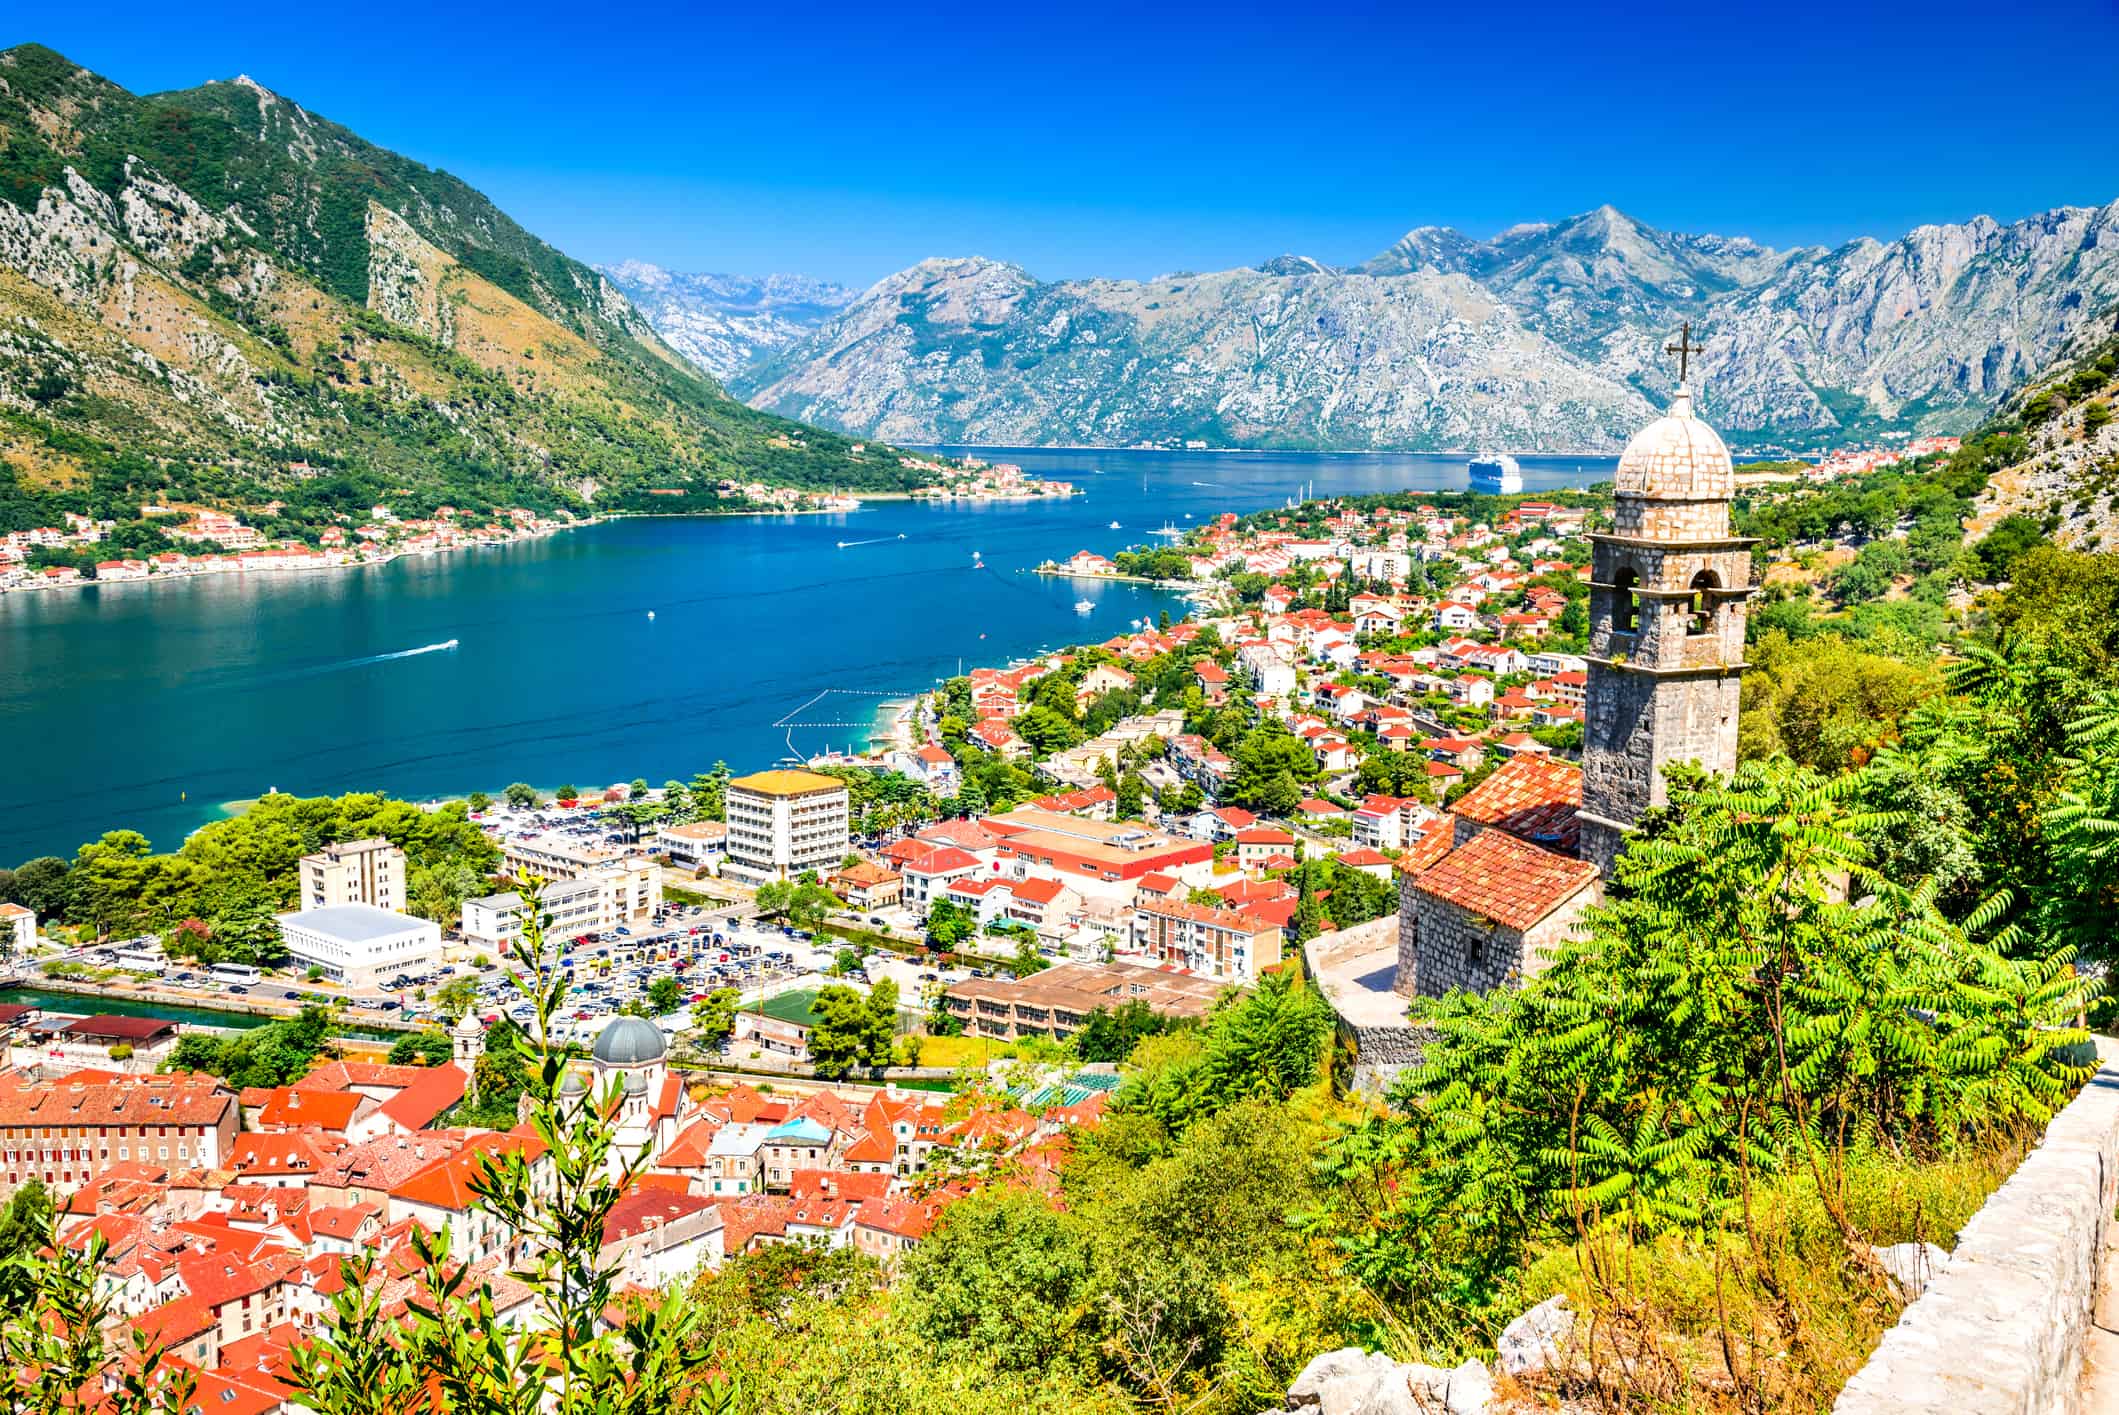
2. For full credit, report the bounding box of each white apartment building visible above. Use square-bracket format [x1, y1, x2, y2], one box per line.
[462, 857, 658, 952]
[496, 833, 662, 925]
[461, 892, 525, 952]
[0, 902, 33, 956]
[274, 904, 443, 985]
[724, 771, 850, 881]
[659, 820, 728, 874]
[1236, 643, 1297, 698]
[299, 838, 407, 912]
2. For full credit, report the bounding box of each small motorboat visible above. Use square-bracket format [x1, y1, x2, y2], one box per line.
[1108, 520, 1122, 530]
[1074, 599, 1095, 614]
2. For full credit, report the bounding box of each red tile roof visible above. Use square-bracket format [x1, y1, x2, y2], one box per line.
[601, 1189, 715, 1243]
[256, 1088, 368, 1132]
[792, 1169, 889, 1203]
[1413, 829, 1597, 931]
[1448, 754, 1582, 851]
[375, 1064, 467, 1131]
[390, 1133, 542, 1211]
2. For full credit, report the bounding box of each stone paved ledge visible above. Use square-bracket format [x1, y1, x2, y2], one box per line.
[1835, 1039, 2119, 1415]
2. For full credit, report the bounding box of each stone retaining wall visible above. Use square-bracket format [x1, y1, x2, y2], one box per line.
[1834, 1040, 2119, 1414]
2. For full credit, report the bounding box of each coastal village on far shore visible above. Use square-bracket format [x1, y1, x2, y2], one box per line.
[0, 452, 1073, 596]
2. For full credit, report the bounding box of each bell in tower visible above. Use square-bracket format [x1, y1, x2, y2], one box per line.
[1578, 329, 1755, 876]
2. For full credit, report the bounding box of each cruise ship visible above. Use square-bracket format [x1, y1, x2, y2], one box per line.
[1468, 454, 1523, 494]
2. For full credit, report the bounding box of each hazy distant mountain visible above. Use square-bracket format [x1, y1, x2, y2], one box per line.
[730, 202, 2119, 452]
[597, 261, 856, 379]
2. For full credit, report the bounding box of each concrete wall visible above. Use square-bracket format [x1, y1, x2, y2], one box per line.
[1835, 1041, 2119, 1414]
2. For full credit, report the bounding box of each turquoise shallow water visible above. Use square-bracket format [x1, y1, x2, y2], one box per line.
[0, 448, 1612, 862]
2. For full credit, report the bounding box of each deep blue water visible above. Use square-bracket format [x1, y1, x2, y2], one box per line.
[0, 448, 1612, 862]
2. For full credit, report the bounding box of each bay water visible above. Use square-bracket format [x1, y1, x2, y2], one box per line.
[0, 449, 1612, 862]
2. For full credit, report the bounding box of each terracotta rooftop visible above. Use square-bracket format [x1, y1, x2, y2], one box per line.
[1448, 754, 1582, 852]
[0, 1075, 232, 1129]
[1413, 829, 1598, 931]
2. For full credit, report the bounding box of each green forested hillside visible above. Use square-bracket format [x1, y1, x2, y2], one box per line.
[0, 44, 921, 537]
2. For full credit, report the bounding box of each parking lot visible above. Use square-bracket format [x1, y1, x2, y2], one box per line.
[45, 873, 1003, 1053]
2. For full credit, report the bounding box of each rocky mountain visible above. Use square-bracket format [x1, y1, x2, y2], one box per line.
[731, 256, 1658, 451]
[1967, 314, 2119, 549]
[594, 261, 855, 380]
[734, 201, 2119, 453]
[0, 44, 907, 532]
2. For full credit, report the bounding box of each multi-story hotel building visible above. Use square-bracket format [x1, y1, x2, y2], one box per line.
[299, 837, 407, 911]
[724, 771, 851, 881]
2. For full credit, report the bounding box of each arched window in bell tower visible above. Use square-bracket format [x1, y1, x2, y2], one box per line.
[1614, 568, 1638, 634]
[1687, 570, 1720, 636]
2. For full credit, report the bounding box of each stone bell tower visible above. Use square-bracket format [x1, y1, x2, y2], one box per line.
[1578, 329, 1755, 876]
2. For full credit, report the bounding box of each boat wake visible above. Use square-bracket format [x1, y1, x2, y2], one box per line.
[340, 639, 460, 669]
[836, 534, 906, 549]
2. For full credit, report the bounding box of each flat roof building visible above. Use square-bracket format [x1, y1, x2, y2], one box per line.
[944, 960, 1231, 1042]
[977, 808, 1215, 896]
[725, 771, 850, 882]
[274, 904, 442, 986]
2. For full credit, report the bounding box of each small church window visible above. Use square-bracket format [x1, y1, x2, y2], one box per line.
[1687, 570, 1720, 636]
[1614, 569, 1638, 634]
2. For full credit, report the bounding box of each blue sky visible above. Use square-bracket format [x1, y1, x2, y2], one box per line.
[19, 0, 2119, 287]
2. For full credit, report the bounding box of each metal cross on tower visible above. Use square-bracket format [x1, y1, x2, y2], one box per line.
[1665, 321, 1704, 383]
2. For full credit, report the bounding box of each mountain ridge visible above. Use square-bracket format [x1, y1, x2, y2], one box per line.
[713, 198, 2119, 453]
[0, 43, 909, 536]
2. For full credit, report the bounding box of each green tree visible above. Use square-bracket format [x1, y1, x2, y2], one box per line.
[1011, 936, 1048, 976]
[807, 980, 899, 1080]
[1738, 631, 1940, 773]
[1115, 965, 1332, 1141]
[388, 1031, 455, 1067]
[0, 1178, 51, 1310]
[689, 987, 740, 1049]
[434, 976, 480, 1018]
[67, 831, 157, 939]
[925, 897, 976, 951]
[646, 977, 686, 1015]
[504, 782, 540, 808]
[2, 856, 69, 918]
[901, 1187, 1094, 1373]
[466, 791, 492, 812]
[1227, 725, 1315, 814]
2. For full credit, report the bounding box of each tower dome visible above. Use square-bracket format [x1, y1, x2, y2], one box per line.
[592, 1015, 667, 1067]
[1614, 383, 1734, 502]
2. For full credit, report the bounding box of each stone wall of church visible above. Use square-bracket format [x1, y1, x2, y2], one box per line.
[1396, 846, 1599, 998]
[1583, 668, 1742, 832]
[1393, 866, 1421, 998]
[1614, 496, 1730, 542]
